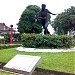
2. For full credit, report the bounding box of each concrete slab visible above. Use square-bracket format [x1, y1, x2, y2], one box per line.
[3, 54, 41, 75]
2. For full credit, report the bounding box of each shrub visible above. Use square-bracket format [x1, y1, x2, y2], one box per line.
[21, 34, 74, 48]
[0, 35, 4, 44]
[1, 33, 21, 44]
[0, 44, 21, 50]
[73, 35, 75, 44]
[0, 39, 4, 44]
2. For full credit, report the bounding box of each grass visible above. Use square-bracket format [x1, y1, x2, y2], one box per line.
[0, 72, 14, 75]
[0, 48, 75, 74]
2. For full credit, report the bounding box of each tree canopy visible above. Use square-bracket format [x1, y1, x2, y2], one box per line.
[51, 6, 75, 35]
[17, 5, 42, 34]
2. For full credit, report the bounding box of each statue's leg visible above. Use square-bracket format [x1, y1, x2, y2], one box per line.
[41, 19, 46, 34]
[44, 21, 50, 34]
[44, 27, 47, 34]
[47, 29, 50, 34]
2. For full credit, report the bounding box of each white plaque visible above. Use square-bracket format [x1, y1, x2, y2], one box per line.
[3, 54, 41, 75]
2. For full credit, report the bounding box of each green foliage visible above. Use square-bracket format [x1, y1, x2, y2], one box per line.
[0, 39, 4, 44]
[52, 6, 75, 35]
[17, 5, 42, 34]
[3, 33, 21, 44]
[21, 34, 73, 48]
[0, 35, 4, 44]
[0, 44, 21, 50]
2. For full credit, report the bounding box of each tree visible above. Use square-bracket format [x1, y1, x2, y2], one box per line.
[17, 5, 42, 34]
[51, 6, 75, 35]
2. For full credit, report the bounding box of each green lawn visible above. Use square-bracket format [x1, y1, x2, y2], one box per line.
[0, 48, 75, 74]
[0, 72, 14, 75]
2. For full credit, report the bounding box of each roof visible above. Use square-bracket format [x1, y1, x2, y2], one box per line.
[0, 23, 9, 30]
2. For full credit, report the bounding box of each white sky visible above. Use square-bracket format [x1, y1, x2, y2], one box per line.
[0, 0, 75, 34]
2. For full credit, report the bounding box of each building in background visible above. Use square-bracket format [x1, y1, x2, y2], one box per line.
[0, 23, 16, 34]
[0, 23, 9, 34]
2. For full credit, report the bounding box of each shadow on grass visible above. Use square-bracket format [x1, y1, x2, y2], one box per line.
[0, 62, 75, 75]
[33, 68, 75, 75]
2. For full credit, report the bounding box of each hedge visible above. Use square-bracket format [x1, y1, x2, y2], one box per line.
[1, 33, 21, 44]
[0, 44, 21, 50]
[0, 39, 4, 44]
[21, 34, 74, 49]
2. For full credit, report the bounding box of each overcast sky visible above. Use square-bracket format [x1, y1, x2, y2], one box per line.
[0, 0, 75, 34]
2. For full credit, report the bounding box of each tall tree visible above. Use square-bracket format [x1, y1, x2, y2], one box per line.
[17, 5, 42, 34]
[51, 6, 75, 35]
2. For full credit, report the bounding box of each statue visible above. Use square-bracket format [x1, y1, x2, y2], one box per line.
[39, 4, 56, 34]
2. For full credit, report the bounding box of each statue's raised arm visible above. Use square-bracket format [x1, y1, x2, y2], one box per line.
[48, 10, 56, 15]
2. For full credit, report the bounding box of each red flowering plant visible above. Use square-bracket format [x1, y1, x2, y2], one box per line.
[28, 35, 33, 38]
[21, 33, 35, 47]
[22, 33, 34, 38]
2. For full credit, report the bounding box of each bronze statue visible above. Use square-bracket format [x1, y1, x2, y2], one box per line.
[39, 4, 56, 34]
